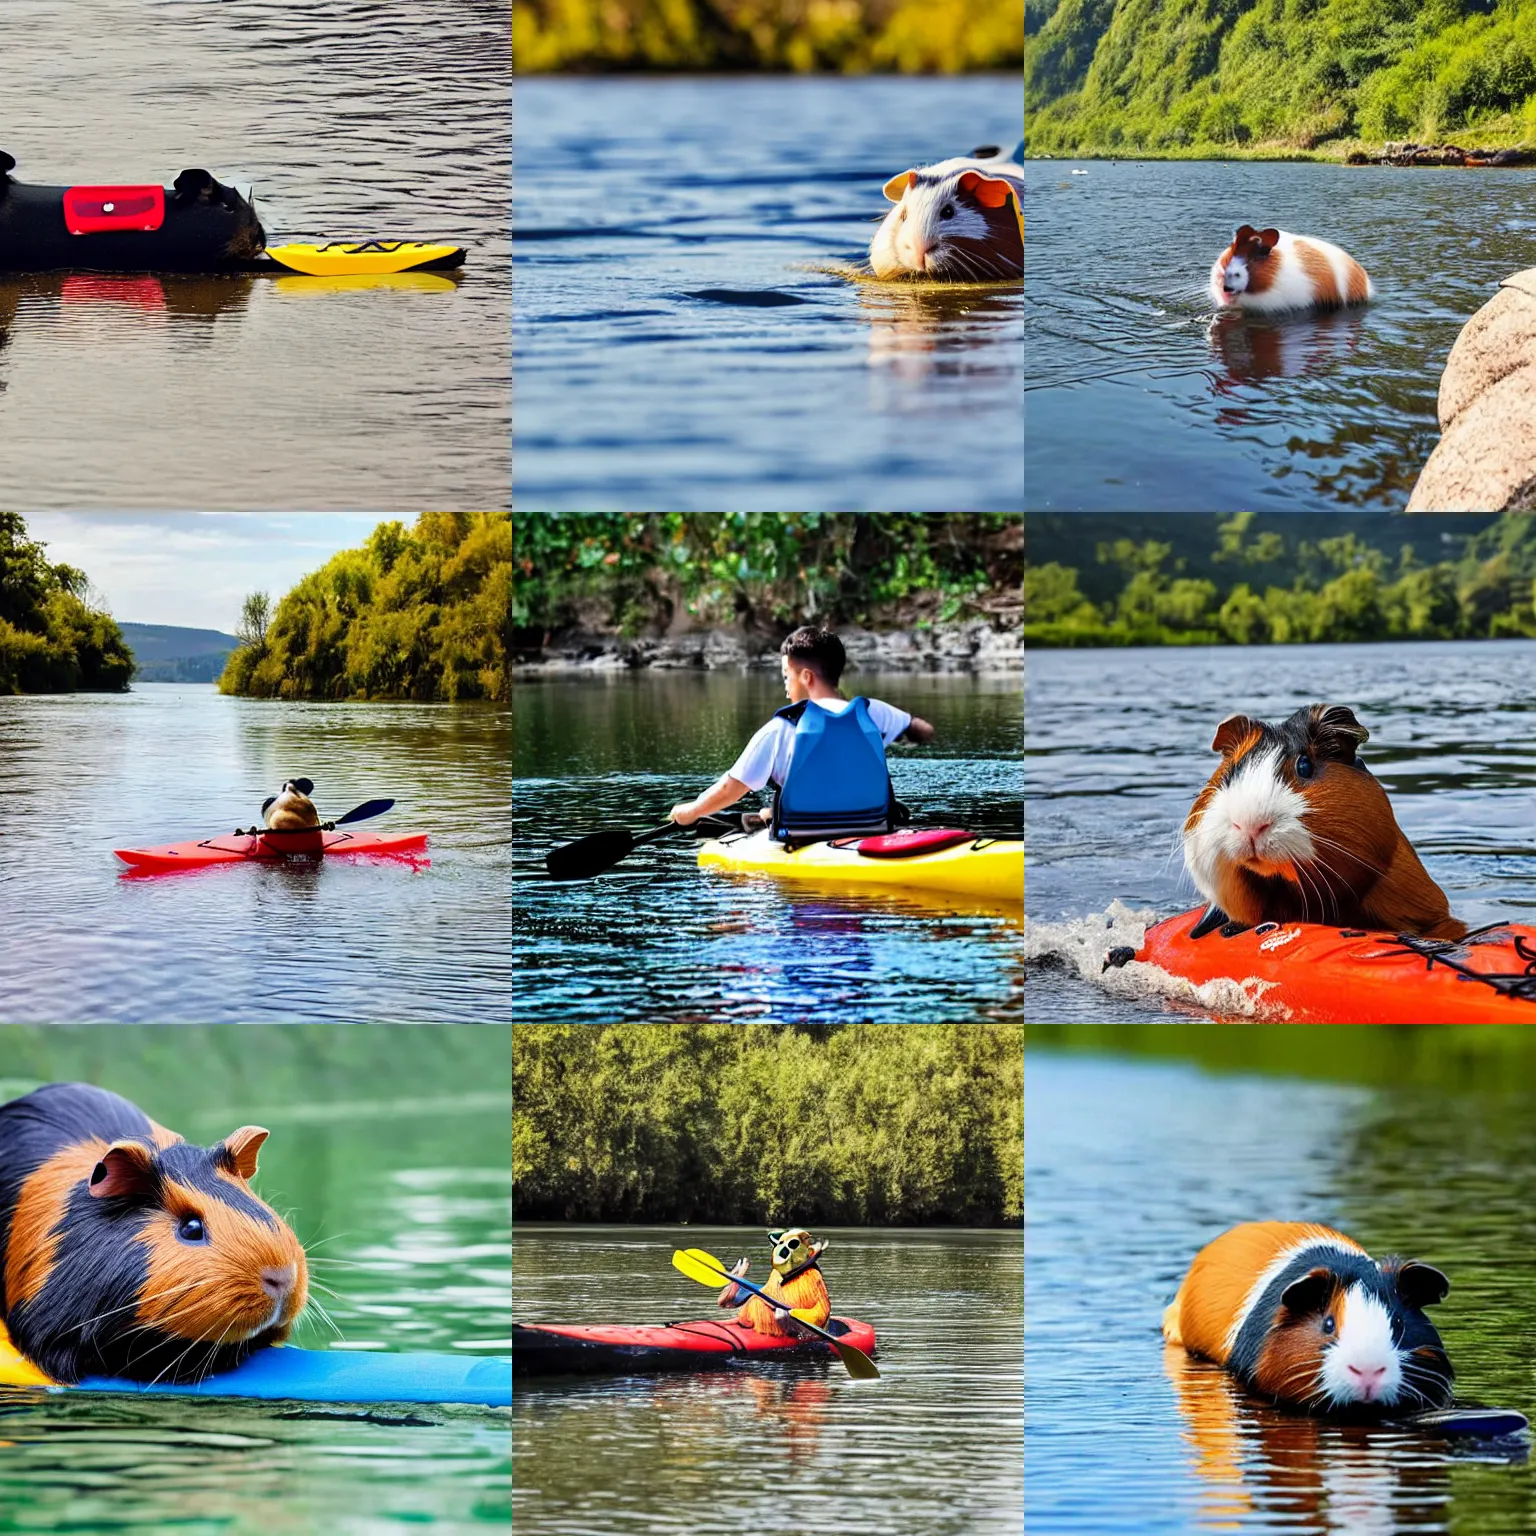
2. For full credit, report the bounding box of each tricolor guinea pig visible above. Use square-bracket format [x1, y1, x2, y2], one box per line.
[1163, 1222, 1454, 1416]
[263, 778, 319, 831]
[1210, 225, 1373, 313]
[870, 142, 1023, 281]
[0, 1083, 307, 1383]
[1183, 703, 1465, 940]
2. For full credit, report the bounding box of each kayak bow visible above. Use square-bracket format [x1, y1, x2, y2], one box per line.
[115, 828, 429, 873]
[514, 1316, 878, 1377]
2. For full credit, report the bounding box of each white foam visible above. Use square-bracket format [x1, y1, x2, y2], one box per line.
[1024, 901, 1287, 1020]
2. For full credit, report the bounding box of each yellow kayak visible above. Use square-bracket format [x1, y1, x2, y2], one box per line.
[265, 240, 466, 276]
[697, 829, 1022, 904]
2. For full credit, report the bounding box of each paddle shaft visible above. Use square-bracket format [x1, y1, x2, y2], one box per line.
[677, 1250, 863, 1357]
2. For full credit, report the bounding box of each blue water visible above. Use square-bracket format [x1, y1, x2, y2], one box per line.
[1025, 159, 1536, 510]
[513, 76, 1023, 511]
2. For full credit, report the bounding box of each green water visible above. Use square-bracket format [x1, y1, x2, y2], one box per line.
[0, 1024, 511, 1533]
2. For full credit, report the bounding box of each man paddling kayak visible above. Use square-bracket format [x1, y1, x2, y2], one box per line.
[668, 627, 934, 841]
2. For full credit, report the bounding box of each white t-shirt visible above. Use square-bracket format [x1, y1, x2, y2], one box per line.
[729, 697, 913, 793]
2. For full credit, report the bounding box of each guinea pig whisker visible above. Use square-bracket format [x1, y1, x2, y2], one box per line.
[62, 1279, 209, 1334]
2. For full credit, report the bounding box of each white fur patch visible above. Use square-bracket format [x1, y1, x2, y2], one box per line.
[1321, 1286, 1403, 1407]
[1184, 747, 1315, 905]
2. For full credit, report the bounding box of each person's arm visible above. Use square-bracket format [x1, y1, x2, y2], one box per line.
[670, 773, 751, 826]
[900, 716, 935, 745]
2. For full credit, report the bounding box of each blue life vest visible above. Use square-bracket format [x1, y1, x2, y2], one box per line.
[770, 697, 893, 842]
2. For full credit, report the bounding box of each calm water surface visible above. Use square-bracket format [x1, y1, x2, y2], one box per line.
[1024, 641, 1536, 1022]
[514, 77, 1023, 511]
[514, 671, 1023, 1023]
[514, 1223, 1021, 1535]
[1027, 1046, 1536, 1536]
[1025, 160, 1536, 510]
[0, 685, 511, 1023]
[0, 0, 508, 511]
[0, 1023, 510, 1532]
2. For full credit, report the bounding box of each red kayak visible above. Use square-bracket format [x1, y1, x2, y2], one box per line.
[513, 1316, 878, 1376]
[115, 828, 429, 873]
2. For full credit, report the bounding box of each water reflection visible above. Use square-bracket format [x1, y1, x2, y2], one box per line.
[1207, 306, 1369, 389]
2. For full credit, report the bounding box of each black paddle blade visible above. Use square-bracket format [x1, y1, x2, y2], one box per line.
[335, 798, 395, 827]
[545, 828, 635, 881]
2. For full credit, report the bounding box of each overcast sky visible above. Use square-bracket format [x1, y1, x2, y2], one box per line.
[23, 513, 398, 633]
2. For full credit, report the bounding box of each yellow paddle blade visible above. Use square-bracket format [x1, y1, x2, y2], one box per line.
[672, 1248, 731, 1288]
[833, 1340, 881, 1380]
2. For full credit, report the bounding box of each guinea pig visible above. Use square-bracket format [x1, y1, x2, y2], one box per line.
[0, 150, 264, 274]
[1183, 703, 1466, 940]
[1210, 225, 1373, 313]
[0, 1082, 307, 1383]
[870, 141, 1023, 281]
[263, 778, 319, 831]
[1163, 1222, 1454, 1416]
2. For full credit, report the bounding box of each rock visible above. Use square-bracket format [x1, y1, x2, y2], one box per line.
[1408, 268, 1536, 511]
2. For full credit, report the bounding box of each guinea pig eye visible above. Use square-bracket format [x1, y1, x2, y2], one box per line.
[1296, 753, 1314, 780]
[1322, 1314, 1335, 1335]
[177, 1214, 207, 1244]
[939, 202, 955, 220]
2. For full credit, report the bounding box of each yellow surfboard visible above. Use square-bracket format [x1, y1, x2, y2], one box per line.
[265, 240, 466, 277]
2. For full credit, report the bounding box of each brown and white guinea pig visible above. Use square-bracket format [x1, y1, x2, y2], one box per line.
[1210, 225, 1373, 313]
[1183, 703, 1465, 940]
[870, 141, 1023, 281]
[0, 1082, 307, 1383]
[262, 777, 319, 831]
[1163, 1222, 1454, 1416]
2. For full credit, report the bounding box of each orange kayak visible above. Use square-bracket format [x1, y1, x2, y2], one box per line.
[1122, 906, 1536, 1023]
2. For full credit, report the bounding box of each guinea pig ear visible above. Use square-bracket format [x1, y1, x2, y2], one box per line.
[1393, 1260, 1450, 1309]
[1210, 713, 1259, 756]
[958, 171, 1013, 209]
[292, 777, 314, 796]
[1311, 704, 1370, 763]
[220, 1126, 270, 1181]
[88, 1141, 157, 1201]
[1279, 1266, 1335, 1318]
[1232, 224, 1257, 245]
[882, 171, 915, 202]
[1257, 228, 1280, 250]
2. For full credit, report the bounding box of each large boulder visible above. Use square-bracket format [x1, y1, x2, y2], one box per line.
[1408, 267, 1536, 511]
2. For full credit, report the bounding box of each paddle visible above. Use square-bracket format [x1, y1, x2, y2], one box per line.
[238, 799, 395, 836]
[670, 1247, 880, 1380]
[545, 820, 680, 881]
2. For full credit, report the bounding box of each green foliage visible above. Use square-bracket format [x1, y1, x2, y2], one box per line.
[1024, 511, 1536, 647]
[513, 513, 1020, 637]
[1028, 0, 1536, 155]
[512, 1024, 1023, 1226]
[220, 512, 510, 703]
[0, 513, 133, 694]
[515, 0, 1023, 72]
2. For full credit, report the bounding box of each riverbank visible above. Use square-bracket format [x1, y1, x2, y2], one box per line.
[1030, 138, 1536, 163]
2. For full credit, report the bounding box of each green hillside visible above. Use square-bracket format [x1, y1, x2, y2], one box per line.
[1027, 0, 1536, 157]
[118, 622, 238, 683]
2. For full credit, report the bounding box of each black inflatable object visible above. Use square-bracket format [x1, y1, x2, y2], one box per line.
[0, 150, 265, 274]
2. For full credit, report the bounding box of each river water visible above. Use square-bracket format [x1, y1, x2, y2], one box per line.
[1027, 1040, 1536, 1536]
[0, 684, 511, 1023]
[514, 1222, 1022, 1536]
[1024, 640, 1536, 1022]
[513, 77, 1023, 511]
[0, 1021, 510, 1532]
[1025, 159, 1536, 510]
[513, 670, 1023, 1023]
[0, 0, 508, 511]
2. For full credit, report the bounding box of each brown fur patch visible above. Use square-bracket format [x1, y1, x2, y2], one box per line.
[1295, 239, 1341, 306]
[5, 1140, 108, 1308]
[1252, 1281, 1344, 1402]
[737, 1266, 830, 1337]
[1345, 257, 1371, 304]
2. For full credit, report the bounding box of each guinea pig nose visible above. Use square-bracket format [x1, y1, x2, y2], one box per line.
[1348, 1364, 1387, 1389]
[260, 1264, 296, 1300]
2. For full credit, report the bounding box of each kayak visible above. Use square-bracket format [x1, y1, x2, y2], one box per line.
[697, 829, 1022, 904]
[115, 828, 429, 872]
[514, 1316, 878, 1377]
[1122, 906, 1536, 1023]
[0, 1329, 508, 1406]
[264, 240, 466, 276]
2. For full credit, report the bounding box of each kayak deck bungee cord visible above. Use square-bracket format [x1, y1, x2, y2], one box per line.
[1110, 906, 1536, 1023]
[514, 1317, 878, 1377]
[0, 1330, 509, 1406]
[115, 827, 429, 872]
[696, 827, 1022, 904]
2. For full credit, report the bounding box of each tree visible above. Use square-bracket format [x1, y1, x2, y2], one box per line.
[237, 592, 271, 650]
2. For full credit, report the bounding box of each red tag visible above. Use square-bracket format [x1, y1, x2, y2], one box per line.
[63, 185, 166, 236]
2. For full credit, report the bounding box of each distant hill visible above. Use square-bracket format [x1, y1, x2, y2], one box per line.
[119, 623, 240, 684]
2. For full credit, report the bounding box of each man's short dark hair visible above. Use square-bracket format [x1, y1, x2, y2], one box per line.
[780, 626, 845, 685]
